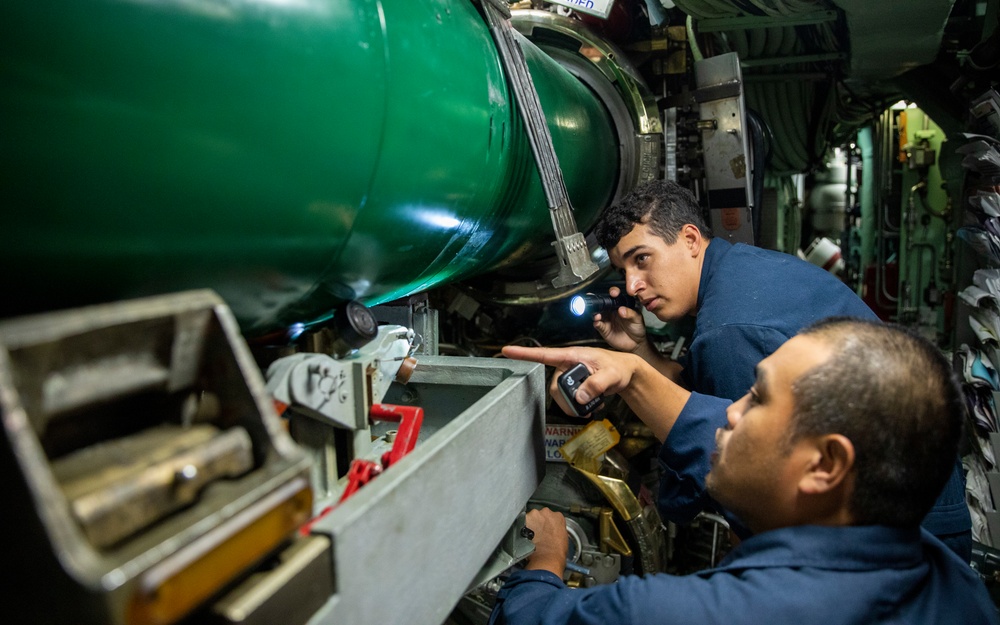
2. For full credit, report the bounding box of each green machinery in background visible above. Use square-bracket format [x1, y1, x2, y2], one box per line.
[1, 0, 653, 334]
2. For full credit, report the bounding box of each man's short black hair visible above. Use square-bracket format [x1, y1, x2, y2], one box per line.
[790, 317, 965, 527]
[593, 180, 712, 251]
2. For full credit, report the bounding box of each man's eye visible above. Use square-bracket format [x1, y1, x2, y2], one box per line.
[747, 390, 760, 406]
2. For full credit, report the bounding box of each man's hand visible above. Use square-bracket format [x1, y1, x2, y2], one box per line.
[592, 286, 648, 354]
[502, 343, 692, 443]
[524, 507, 569, 577]
[592, 286, 683, 384]
[501, 345, 638, 417]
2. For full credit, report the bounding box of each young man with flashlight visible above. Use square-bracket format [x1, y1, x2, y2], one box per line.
[570, 180, 970, 557]
[590, 180, 873, 400]
[492, 320, 996, 625]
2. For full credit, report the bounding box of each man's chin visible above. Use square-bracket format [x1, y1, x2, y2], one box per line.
[705, 468, 731, 502]
[652, 308, 681, 323]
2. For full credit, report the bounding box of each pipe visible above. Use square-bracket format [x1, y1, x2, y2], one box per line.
[872, 113, 899, 309]
[0, 0, 622, 334]
[864, 121, 884, 302]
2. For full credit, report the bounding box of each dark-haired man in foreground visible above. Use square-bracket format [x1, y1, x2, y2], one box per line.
[492, 319, 996, 625]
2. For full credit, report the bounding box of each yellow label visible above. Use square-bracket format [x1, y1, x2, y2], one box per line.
[558, 419, 620, 472]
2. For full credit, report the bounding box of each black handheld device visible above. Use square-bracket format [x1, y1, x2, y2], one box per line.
[557, 363, 603, 417]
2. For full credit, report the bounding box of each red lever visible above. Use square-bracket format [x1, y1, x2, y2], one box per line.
[301, 404, 424, 534]
[334, 404, 423, 504]
[338, 459, 382, 502]
[370, 403, 424, 469]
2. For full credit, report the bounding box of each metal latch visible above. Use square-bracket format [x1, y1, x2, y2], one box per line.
[476, 0, 599, 287]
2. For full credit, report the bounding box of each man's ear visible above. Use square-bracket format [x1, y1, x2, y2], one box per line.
[799, 434, 855, 495]
[680, 224, 704, 256]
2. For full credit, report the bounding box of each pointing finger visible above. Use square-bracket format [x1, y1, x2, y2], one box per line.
[502, 345, 580, 368]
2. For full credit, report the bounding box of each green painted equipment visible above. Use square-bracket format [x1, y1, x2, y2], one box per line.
[1, 1, 647, 333]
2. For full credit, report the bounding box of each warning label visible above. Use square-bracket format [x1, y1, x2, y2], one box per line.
[543, 424, 586, 462]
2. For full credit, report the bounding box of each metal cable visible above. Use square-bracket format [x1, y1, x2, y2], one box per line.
[731, 28, 751, 58]
[700, 0, 743, 16]
[762, 25, 784, 57]
[673, 0, 732, 19]
[788, 81, 812, 165]
[748, 27, 767, 57]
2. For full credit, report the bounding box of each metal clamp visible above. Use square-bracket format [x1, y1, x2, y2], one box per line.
[476, 0, 599, 288]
